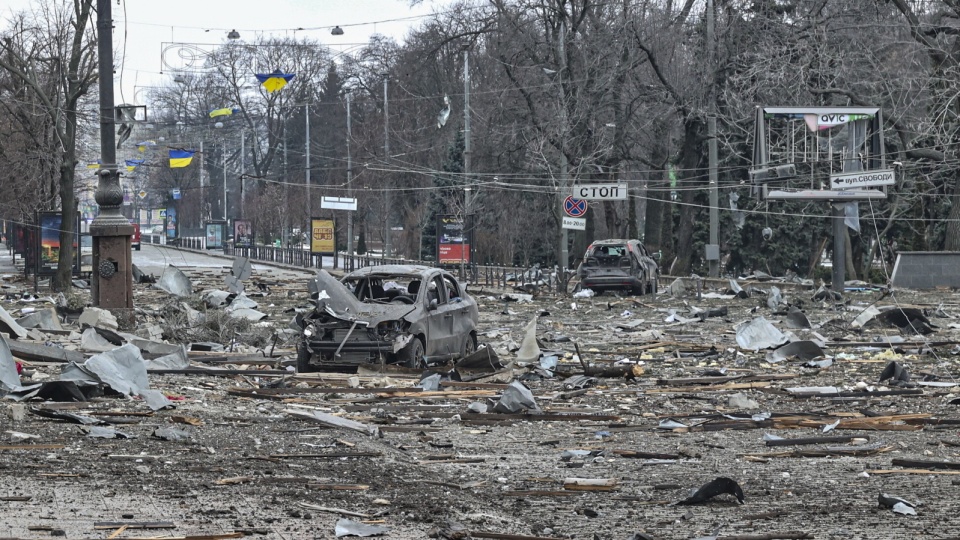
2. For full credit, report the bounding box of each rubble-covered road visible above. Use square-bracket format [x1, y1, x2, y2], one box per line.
[2, 257, 960, 540]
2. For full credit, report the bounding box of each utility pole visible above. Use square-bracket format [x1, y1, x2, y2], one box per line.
[305, 103, 311, 231]
[91, 0, 135, 323]
[240, 131, 245, 220]
[222, 140, 227, 221]
[199, 140, 205, 224]
[346, 93, 354, 255]
[557, 21, 569, 275]
[706, 0, 720, 278]
[282, 133, 288, 247]
[383, 77, 391, 257]
[463, 50, 472, 278]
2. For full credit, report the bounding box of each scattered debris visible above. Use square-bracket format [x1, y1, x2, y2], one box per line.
[879, 493, 917, 516]
[879, 361, 911, 386]
[675, 477, 745, 505]
[334, 518, 390, 537]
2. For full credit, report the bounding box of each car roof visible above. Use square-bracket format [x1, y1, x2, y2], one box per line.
[344, 264, 442, 278]
[591, 239, 634, 245]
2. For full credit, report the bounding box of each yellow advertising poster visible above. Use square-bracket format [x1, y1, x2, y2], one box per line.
[310, 219, 335, 254]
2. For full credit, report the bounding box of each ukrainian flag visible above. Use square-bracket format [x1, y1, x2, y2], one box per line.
[86, 161, 102, 169]
[255, 70, 295, 93]
[209, 107, 239, 118]
[169, 149, 195, 168]
[125, 159, 145, 172]
[137, 140, 157, 152]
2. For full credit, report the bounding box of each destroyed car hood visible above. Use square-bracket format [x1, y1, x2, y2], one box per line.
[311, 270, 416, 324]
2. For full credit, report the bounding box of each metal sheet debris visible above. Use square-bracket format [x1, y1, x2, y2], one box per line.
[736, 316, 788, 351]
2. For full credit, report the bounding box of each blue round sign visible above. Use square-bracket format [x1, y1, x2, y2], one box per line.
[563, 196, 588, 218]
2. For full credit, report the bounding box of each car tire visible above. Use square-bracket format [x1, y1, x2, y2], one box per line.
[459, 332, 477, 359]
[296, 342, 312, 373]
[134, 245, 141, 251]
[398, 337, 426, 369]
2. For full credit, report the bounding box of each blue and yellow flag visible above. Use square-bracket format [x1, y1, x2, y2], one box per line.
[136, 140, 157, 152]
[209, 107, 239, 118]
[85, 160, 102, 169]
[255, 70, 295, 93]
[169, 149, 195, 168]
[125, 159, 145, 172]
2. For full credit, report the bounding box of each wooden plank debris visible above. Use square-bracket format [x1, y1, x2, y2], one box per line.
[229, 386, 421, 396]
[562, 478, 618, 491]
[743, 446, 892, 459]
[891, 458, 960, 470]
[297, 501, 370, 518]
[472, 532, 567, 540]
[268, 452, 381, 459]
[867, 469, 960, 476]
[647, 381, 772, 393]
[7, 340, 86, 363]
[93, 521, 175, 529]
[657, 373, 798, 385]
[0, 445, 65, 451]
[765, 436, 865, 447]
[283, 408, 379, 436]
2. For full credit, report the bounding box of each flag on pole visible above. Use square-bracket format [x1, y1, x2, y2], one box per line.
[169, 149, 196, 168]
[209, 107, 239, 118]
[255, 69, 295, 93]
[125, 159, 145, 172]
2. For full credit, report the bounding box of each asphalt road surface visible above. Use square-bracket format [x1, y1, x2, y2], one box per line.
[133, 244, 315, 281]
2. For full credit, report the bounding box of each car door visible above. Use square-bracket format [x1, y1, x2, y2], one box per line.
[443, 274, 475, 352]
[422, 274, 454, 357]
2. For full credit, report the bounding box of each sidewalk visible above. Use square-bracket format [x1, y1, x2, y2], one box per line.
[0, 244, 22, 275]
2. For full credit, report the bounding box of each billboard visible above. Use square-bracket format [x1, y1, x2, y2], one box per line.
[205, 221, 225, 249]
[310, 218, 335, 254]
[437, 214, 470, 264]
[234, 220, 253, 248]
[37, 212, 79, 275]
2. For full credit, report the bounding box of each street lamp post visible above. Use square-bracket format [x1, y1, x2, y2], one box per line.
[91, 0, 134, 324]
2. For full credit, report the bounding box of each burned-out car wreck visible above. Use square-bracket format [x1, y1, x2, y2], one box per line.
[576, 238, 660, 295]
[294, 265, 480, 371]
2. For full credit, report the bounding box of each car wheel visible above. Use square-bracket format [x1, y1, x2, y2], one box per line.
[459, 332, 477, 359]
[296, 342, 312, 373]
[398, 337, 426, 369]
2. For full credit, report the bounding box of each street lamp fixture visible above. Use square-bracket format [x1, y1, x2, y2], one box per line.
[331, 26, 344, 36]
[227, 29, 240, 40]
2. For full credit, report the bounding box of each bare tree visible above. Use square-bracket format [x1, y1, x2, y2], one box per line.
[0, 0, 97, 290]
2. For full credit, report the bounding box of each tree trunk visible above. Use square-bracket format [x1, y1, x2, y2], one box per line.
[673, 117, 704, 274]
[843, 228, 858, 282]
[946, 180, 960, 250]
[52, 143, 77, 292]
[644, 173, 665, 251]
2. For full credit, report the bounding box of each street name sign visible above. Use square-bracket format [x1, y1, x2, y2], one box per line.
[766, 189, 886, 201]
[571, 183, 628, 200]
[321, 197, 358, 211]
[829, 169, 895, 190]
[562, 216, 586, 230]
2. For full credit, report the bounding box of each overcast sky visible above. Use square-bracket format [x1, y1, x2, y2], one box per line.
[2, 0, 449, 99]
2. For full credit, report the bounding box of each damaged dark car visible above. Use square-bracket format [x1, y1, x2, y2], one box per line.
[576, 239, 660, 295]
[294, 265, 480, 371]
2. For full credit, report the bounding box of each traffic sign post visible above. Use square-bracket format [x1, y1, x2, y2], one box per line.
[562, 216, 586, 230]
[563, 196, 588, 218]
[571, 183, 628, 200]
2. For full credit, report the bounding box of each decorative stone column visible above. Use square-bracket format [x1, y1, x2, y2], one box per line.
[91, 0, 134, 327]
